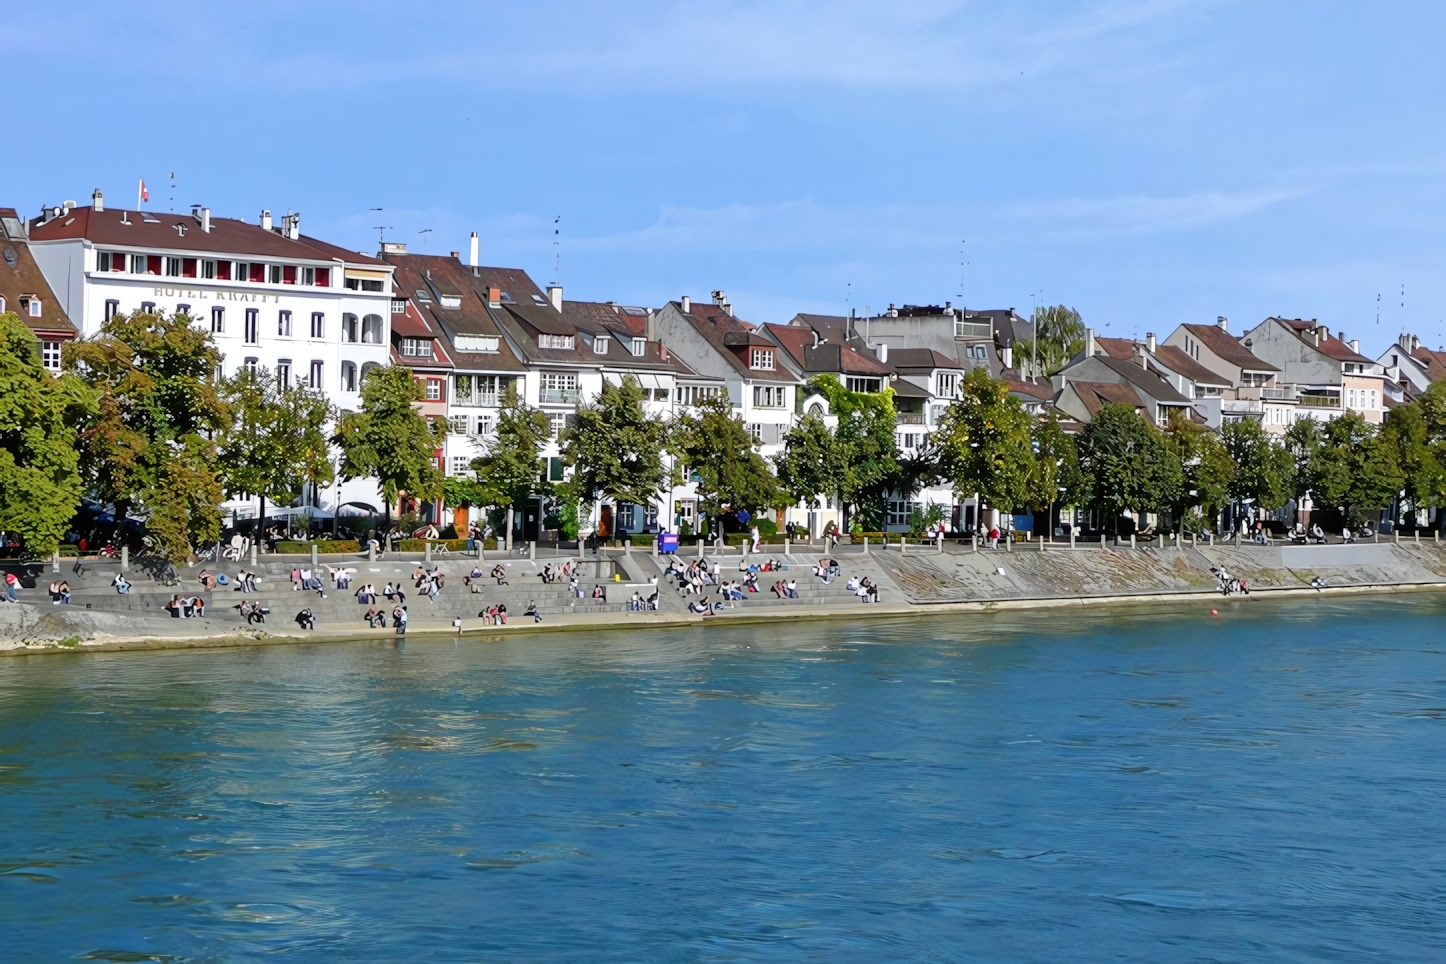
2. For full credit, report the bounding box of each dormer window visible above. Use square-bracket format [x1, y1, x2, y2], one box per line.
[750, 348, 774, 371]
[415, 289, 432, 302]
[401, 337, 433, 358]
[936, 372, 958, 397]
[594, 335, 610, 355]
[632, 337, 646, 356]
[20, 297, 40, 318]
[539, 334, 574, 350]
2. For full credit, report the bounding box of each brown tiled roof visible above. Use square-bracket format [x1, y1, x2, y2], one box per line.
[1153, 344, 1230, 386]
[1094, 336, 1137, 361]
[1071, 381, 1144, 417]
[1092, 355, 1192, 404]
[888, 347, 962, 370]
[1264, 318, 1371, 365]
[562, 300, 651, 337]
[676, 301, 797, 383]
[29, 206, 384, 265]
[1410, 346, 1446, 381]
[380, 252, 525, 372]
[0, 208, 76, 336]
[1181, 323, 1278, 371]
[1007, 379, 1056, 401]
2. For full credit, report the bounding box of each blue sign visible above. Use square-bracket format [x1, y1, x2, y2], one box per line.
[659, 532, 679, 554]
[736, 509, 751, 525]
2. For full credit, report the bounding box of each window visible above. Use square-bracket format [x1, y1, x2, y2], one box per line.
[176, 303, 191, 317]
[104, 299, 119, 322]
[244, 308, 259, 345]
[748, 423, 763, 442]
[897, 432, 923, 449]
[182, 258, 197, 279]
[282, 265, 297, 285]
[401, 338, 432, 357]
[0, 296, 5, 312]
[165, 257, 182, 277]
[21, 297, 44, 317]
[361, 315, 383, 344]
[632, 337, 646, 356]
[449, 456, 473, 477]
[453, 334, 499, 353]
[216, 261, 231, 281]
[278, 310, 292, 337]
[886, 501, 923, 527]
[1241, 371, 1269, 388]
[243, 357, 259, 374]
[140, 301, 156, 314]
[846, 376, 883, 393]
[539, 333, 575, 350]
[41, 341, 61, 371]
[340, 361, 358, 392]
[391, 299, 407, 314]
[149, 255, 163, 275]
[314, 267, 329, 287]
[936, 372, 958, 397]
[425, 379, 443, 401]
[539, 372, 579, 403]
[548, 412, 568, 437]
[593, 335, 609, 354]
[249, 263, 265, 283]
[342, 314, 359, 343]
[277, 359, 291, 389]
[448, 416, 468, 435]
[473, 414, 495, 437]
[310, 312, 324, 338]
[750, 348, 774, 370]
[360, 362, 380, 383]
[654, 388, 669, 401]
[548, 457, 566, 482]
[96, 251, 124, 272]
[675, 384, 722, 406]
[309, 360, 323, 388]
[968, 345, 988, 360]
[414, 288, 432, 303]
[269, 265, 283, 284]
[617, 503, 636, 531]
[752, 385, 786, 408]
[454, 374, 501, 406]
[201, 259, 216, 280]
[345, 276, 384, 292]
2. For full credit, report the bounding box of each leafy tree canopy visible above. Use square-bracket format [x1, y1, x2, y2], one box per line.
[934, 367, 1036, 512]
[804, 374, 899, 524]
[469, 380, 550, 509]
[0, 314, 96, 555]
[773, 410, 847, 509]
[1221, 417, 1293, 512]
[671, 393, 779, 518]
[1311, 412, 1403, 524]
[334, 364, 444, 519]
[1166, 410, 1235, 520]
[560, 375, 669, 508]
[1019, 305, 1086, 378]
[1075, 403, 1181, 521]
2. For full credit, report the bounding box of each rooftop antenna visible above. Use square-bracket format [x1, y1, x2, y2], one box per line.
[865, 304, 872, 347]
[169, 170, 175, 213]
[552, 215, 561, 286]
[418, 228, 432, 247]
[958, 240, 967, 302]
[374, 224, 393, 245]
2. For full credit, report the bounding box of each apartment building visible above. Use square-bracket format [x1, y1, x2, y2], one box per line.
[0, 207, 77, 369]
[1376, 333, 1446, 398]
[1162, 319, 1295, 430]
[1239, 317, 1385, 424]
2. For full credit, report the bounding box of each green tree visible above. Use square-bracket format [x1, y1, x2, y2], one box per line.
[1075, 403, 1181, 533]
[1283, 417, 1325, 505]
[1312, 412, 1404, 525]
[469, 381, 550, 540]
[934, 367, 1036, 513]
[773, 410, 848, 511]
[1221, 417, 1293, 513]
[1381, 399, 1446, 522]
[671, 393, 778, 523]
[1029, 412, 1084, 520]
[1166, 411, 1235, 527]
[66, 308, 228, 563]
[334, 364, 444, 526]
[1019, 305, 1087, 377]
[804, 375, 899, 528]
[560, 375, 669, 514]
[0, 314, 96, 556]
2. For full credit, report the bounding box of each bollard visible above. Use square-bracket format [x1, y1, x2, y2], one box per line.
[425, 541, 432, 564]
[1006, 533, 1012, 552]
[1394, 529, 1399, 544]
[900, 535, 906, 555]
[1235, 529, 1241, 547]
[1130, 533, 1136, 550]
[936, 533, 943, 553]
[250, 541, 257, 566]
[1100, 533, 1106, 550]
[368, 542, 376, 562]
[1191, 531, 1196, 548]
[784, 537, 790, 556]
[862, 537, 869, 555]
[530, 541, 536, 562]
[121, 545, 129, 571]
[1070, 527, 1076, 549]
[1415, 530, 1420, 545]
[1039, 534, 1045, 553]
[973, 532, 979, 553]
[52, 549, 60, 573]
[312, 544, 318, 567]
[652, 537, 658, 559]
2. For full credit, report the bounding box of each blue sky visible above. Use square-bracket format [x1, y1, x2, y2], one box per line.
[9, 1, 1446, 354]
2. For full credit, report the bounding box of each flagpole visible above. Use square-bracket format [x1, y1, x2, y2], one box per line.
[137, 178, 142, 210]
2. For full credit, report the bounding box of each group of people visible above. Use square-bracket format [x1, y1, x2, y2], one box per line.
[811, 558, 841, 583]
[845, 575, 881, 603]
[1289, 523, 1329, 545]
[771, 579, 800, 599]
[627, 590, 660, 611]
[235, 600, 270, 624]
[163, 594, 205, 618]
[361, 605, 408, 630]
[540, 560, 575, 584]
[1210, 565, 1250, 596]
[47, 580, 72, 604]
[666, 557, 718, 595]
[289, 566, 327, 597]
[412, 566, 446, 601]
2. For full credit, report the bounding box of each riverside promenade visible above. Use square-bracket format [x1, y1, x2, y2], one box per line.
[3, 535, 1445, 655]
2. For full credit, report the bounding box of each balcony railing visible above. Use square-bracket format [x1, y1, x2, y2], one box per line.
[452, 392, 499, 408]
[539, 388, 581, 405]
[1260, 387, 1297, 400]
[1296, 394, 1340, 409]
[896, 412, 925, 424]
[953, 321, 993, 339]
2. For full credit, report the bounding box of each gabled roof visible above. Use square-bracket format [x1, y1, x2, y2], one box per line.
[1090, 355, 1192, 403]
[1153, 344, 1230, 386]
[1181, 323, 1278, 371]
[0, 208, 76, 336]
[1094, 336, 1137, 361]
[888, 347, 962, 370]
[29, 206, 384, 265]
[379, 252, 525, 372]
[673, 301, 797, 383]
[1007, 378, 1056, 402]
[1410, 346, 1446, 381]
[1266, 317, 1374, 365]
[562, 300, 651, 337]
[1070, 381, 1145, 417]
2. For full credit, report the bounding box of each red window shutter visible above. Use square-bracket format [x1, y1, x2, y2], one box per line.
[283, 265, 297, 284]
[315, 267, 330, 287]
[147, 255, 161, 275]
[250, 263, 265, 283]
[182, 258, 197, 278]
[217, 261, 231, 280]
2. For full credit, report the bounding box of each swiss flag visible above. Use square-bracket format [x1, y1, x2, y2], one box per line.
[139, 178, 148, 203]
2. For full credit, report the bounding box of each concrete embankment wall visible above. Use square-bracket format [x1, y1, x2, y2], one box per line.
[871, 541, 1446, 605]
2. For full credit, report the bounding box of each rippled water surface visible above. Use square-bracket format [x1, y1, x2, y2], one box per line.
[1, 596, 1444, 961]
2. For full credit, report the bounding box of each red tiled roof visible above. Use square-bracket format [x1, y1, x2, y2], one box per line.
[0, 208, 76, 336]
[1181, 323, 1278, 371]
[1153, 344, 1231, 385]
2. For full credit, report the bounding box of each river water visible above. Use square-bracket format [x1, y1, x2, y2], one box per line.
[0, 597, 1442, 962]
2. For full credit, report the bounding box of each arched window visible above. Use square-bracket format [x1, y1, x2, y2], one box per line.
[340, 361, 357, 392]
[361, 314, 383, 344]
[360, 361, 380, 384]
[341, 313, 359, 343]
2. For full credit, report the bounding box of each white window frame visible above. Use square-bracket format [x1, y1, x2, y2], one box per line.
[278, 310, 292, 337]
[41, 340, 62, 371]
[593, 335, 610, 355]
[211, 306, 224, 333]
[310, 312, 324, 339]
[425, 378, 443, 401]
[750, 348, 774, 370]
[539, 333, 575, 350]
[340, 361, 358, 392]
[244, 308, 259, 345]
[309, 360, 323, 388]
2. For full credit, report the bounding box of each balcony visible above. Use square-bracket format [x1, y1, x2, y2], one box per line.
[540, 388, 581, 405]
[1296, 393, 1340, 409]
[452, 392, 499, 408]
[1260, 387, 1297, 401]
[953, 321, 993, 339]
[896, 412, 925, 425]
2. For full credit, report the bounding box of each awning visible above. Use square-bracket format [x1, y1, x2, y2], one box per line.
[603, 372, 662, 389]
[344, 269, 388, 280]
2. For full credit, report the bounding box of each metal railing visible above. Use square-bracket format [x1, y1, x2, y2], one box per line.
[896, 412, 925, 424]
[1296, 394, 1341, 409]
[452, 393, 499, 408]
[539, 389, 580, 404]
[1260, 387, 1297, 400]
[953, 321, 993, 339]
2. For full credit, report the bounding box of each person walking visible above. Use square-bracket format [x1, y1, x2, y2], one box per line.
[750, 524, 761, 554]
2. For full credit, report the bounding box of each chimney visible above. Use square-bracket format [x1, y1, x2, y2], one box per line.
[1001, 341, 1013, 369]
[469, 231, 479, 270]
[547, 285, 563, 311]
[1319, 324, 1329, 343]
[1146, 332, 1156, 353]
[91, 189, 103, 213]
[1350, 339, 1360, 354]
[681, 295, 691, 313]
[260, 209, 272, 231]
[450, 250, 460, 259]
[486, 285, 501, 307]
[646, 308, 657, 341]
[287, 213, 299, 240]
[1217, 316, 1228, 330]
[711, 289, 727, 306]
[1085, 327, 1097, 357]
[877, 342, 888, 364]
[1412, 333, 1420, 351]
[62, 200, 76, 213]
